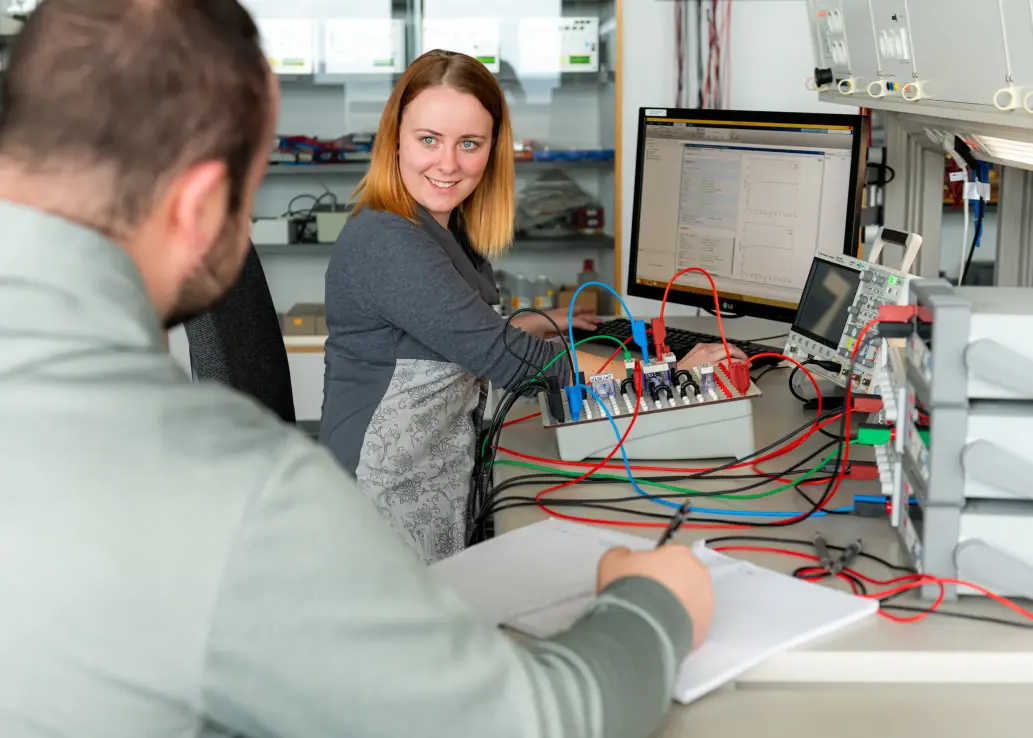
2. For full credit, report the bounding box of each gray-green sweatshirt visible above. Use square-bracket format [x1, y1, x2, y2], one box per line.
[0, 200, 693, 738]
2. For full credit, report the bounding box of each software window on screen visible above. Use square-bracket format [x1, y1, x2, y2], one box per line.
[634, 117, 855, 311]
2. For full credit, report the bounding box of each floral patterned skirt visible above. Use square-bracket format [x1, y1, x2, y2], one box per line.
[355, 360, 485, 564]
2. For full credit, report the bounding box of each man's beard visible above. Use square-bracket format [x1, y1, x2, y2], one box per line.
[163, 223, 247, 330]
[163, 280, 217, 330]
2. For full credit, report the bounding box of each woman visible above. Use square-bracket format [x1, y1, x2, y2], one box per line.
[320, 50, 741, 563]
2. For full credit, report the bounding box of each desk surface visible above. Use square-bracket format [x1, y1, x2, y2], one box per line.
[489, 316, 1033, 733]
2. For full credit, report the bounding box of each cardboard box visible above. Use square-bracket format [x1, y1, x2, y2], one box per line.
[282, 303, 325, 336]
[558, 285, 598, 314]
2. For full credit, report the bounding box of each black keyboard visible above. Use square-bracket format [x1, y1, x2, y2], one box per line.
[570, 319, 784, 368]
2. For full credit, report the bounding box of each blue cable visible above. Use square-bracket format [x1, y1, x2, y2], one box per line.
[973, 162, 990, 248]
[579, 383, 853, 520]
[973, 167, 982, 241]
[567, 283, 643, 386]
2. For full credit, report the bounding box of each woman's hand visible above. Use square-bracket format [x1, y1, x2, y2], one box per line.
[676, 343, 748, 371]
[510, 307, 602, 339]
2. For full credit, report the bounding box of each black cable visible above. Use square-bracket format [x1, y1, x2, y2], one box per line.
[295, 191, 339, 242]
[474, 345, 854, 541]
[802, 332, 874, 525]
[865, 161, 895, 187]
[488, 440, 838, 509]
[489, 498, 671, 521]
[752, 364, 789, 382]
[682, 406, 841, 481]
[794, 566, 868, 596]
[711, 534, 1033, 630]
[787, 363, 811, 405]
[879, 606, 1033, 630]
[503, 307, 574, 379]
[477, 408, 842, 535]
[282, 193, 319, 216]
[743, 333, 789, 343]
[788, 359, 847, 441]
[471, 411, 843, 539]
[705, 334, 871, 530]
[959, 191, 986, 286]
[468, 374, 550, 544]
[793, 476, 851, 515]
[705, 533, 913, 573]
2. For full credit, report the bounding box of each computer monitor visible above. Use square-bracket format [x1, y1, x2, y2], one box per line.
[625, 107, 868, 324]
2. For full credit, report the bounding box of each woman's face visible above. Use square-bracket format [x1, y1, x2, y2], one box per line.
[397, 85, 494, 226]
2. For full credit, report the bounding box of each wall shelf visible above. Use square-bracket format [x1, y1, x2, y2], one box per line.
[255, 233, 613, 257]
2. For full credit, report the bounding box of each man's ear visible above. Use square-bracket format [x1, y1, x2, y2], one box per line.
[165, 161, 230, 260]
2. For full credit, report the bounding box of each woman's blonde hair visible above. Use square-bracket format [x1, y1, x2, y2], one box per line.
[351, 49, 515, 258]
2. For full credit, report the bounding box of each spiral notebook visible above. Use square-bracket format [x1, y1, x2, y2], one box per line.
[431, 519, 878, 704]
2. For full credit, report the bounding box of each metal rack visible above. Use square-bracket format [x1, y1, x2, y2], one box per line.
[808, 0, 1033, 287]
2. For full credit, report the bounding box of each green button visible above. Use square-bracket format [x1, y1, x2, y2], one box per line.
[889, 276, 897, 284]
[476, 56, 496, 64]
[569, 55, 591, 64]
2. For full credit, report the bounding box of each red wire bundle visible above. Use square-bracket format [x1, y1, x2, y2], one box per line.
[715, 545, 1033, 625]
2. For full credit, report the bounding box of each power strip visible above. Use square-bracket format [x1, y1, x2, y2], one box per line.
[539, 363, 759, 461]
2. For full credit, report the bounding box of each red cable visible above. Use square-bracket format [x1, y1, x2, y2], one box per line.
[495, 278, 869, 530]
[713, 545, 1033, 624]
[497, 411, 844, 475]
[534, 364, 645, 523]
[505, 337, 635, 429]
[502, 411, 541, 428]
[658, 266, 733, 364]
[823, 318, 878, 506]
[745, 352, 823, 420]
[599, 336, 634, 372]
[531, 366, 748, 531]
[750, 319, 876, 525]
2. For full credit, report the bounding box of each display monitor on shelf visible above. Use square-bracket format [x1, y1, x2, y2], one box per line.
[625, 107, 868, 323]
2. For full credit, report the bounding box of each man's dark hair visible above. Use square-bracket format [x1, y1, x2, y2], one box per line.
[0, 0, 271, 226]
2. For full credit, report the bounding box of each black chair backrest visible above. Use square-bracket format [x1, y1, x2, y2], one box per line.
[183, 243, 297, 424]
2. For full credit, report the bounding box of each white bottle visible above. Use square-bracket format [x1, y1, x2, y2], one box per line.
[533, 274, 556, 310]
[512, 273, 532, 313]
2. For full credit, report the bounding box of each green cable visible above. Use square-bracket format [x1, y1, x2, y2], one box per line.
[539, 334, 631, 375]
[481, 335, 630, 457]
[492, 448, 839, 501]
[483, 337, 833, 510]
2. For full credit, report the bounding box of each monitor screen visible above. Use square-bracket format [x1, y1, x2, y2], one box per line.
[791, 257, 861, 348]
[626, 108, 867, 323]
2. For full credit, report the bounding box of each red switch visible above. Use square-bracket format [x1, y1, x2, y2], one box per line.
[726, 361, 750, 394]
[650, 318, 670, 357]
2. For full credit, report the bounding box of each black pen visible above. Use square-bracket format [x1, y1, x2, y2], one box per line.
[656, 502, 692, 547]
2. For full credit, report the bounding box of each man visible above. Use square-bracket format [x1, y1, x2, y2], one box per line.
[0, 2, 714, 737]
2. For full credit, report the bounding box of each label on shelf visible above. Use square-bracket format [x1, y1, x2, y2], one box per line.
[517, 17, 599, 74]
[423, 18, 501, 73]
[324, 18, 406, 75]
[257, 18, 316, 75]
